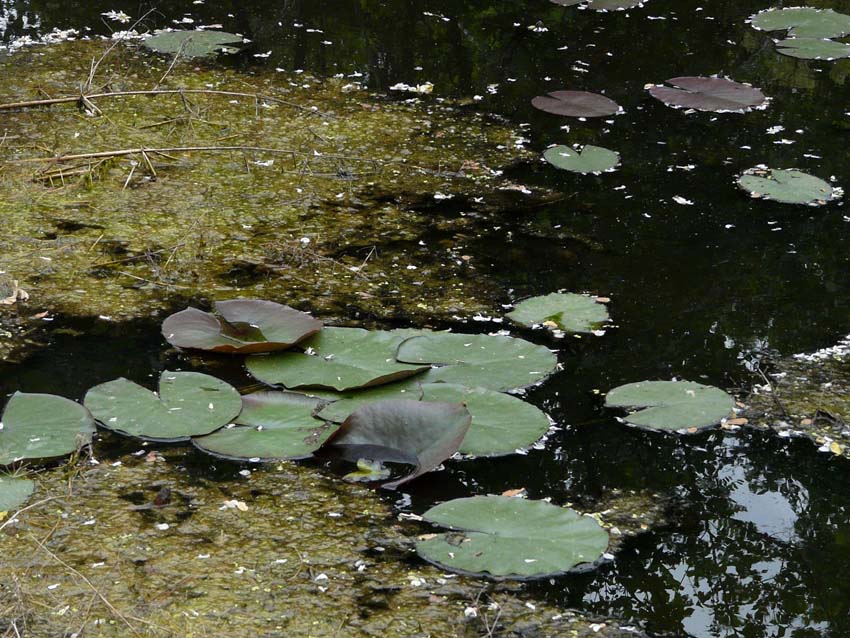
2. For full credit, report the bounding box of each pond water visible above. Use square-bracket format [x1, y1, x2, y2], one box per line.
[2, 1, 850, 636]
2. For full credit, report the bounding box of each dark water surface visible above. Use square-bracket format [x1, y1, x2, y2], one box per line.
[2, 1, 850, 636]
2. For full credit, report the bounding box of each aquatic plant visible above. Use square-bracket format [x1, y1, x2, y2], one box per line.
[415, 495, 609, 578]
[605, 380, 735, 431]
[142, 30, 243, 57]
[506, 292, 610, 334]
[542, 145, 620, 175]
[531, 90, 621, 117]
[648, 76, 768, 113]
[737, 167, 842, 206]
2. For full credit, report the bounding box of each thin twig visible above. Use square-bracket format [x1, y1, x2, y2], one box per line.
[29, 535, 141, 636]
[0, 89, 319, 114]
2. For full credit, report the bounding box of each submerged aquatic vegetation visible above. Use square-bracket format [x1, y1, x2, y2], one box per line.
[0, 39, 534, 322]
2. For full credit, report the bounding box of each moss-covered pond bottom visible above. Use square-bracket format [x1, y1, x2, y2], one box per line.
[0, 446, 658, 638]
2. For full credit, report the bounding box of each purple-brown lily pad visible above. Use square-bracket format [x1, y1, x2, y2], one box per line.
[531, 90, 622, 118]
[648, 76, 768, 113]
[162, 299, 322, 354]
[322, 399, 471, 489]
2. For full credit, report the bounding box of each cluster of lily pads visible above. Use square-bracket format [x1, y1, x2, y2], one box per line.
[0, 293, 739, 578]
[536, 4, 845, 207]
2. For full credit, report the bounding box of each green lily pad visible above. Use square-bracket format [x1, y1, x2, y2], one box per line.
[0, 475, 35, 512]
[84, 371, 242, 442]
[193, 391, 337, 461]
[324, 399, 471, 489]
[749, 7, 850, 39]
[415, 496, 609, 579]
[162, 300, 322, 354]
[395, 333, 558, 392]
[648, 76, 768, 113]
[604, 380, 734, 431]
[246, 327, 429, 391]
[774, 37, 850, 60]
[317, 382, 551, 456]
[143, 30, 243, 58]
[0, 393, 96, 466]
[543, 145, 620, 174]
[737, 167, 841, 206]
[506, 293, 610, 334]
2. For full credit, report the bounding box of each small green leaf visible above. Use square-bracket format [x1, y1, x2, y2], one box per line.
[0, 475, 35, 512]
[416, 496, 609, 579]
[143, 30, 243, 58]
[737, 167, 841, 206]
[85, 371, 242, 442]
[543, 145, 620, 174]
[0, 393, 95, 466]
[775, 38, 850, 60]
[749, 7, 850, 39]
[506, 293, 609, 334]
[193, 391, 337, 461]
[605, 380, 734, 431]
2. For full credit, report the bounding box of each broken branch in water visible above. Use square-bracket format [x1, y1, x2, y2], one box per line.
[0, 88, 325, 116]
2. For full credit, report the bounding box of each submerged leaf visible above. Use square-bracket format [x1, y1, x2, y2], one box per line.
[193, 391, 337, 461]
[648, 77, 768, 113]
[531, 91, 621, 118]
[605, 380, 734, 431]
[0, 475, 35, 512]
[162, 300, 322, 354]
[396, 333, 558, 392]
[0, 393, 96, 466]
[317, 382, 551, 456]
[84, 371, 242, 442]
[737, 167, 841, 205]
[543, 145, 619, 174]
[323, 399, 471, 489]
[416, 495, 609, 579]
[343, 458, 391, 482]
[143, 30, 243, 58]
[507, 293, 609, 333]
[749, 7, 850, 39]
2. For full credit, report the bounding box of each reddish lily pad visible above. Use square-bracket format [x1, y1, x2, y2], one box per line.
[649, 77, 768, 113]
[162, 299, 322, 354]
[531, 90, 621, 118]
[322, 399, 471, 489]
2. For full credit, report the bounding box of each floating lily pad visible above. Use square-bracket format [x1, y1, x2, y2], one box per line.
[774, 37, 850, 60]
[396, 333, 558, 392]
[0, 476, 35, 512]
[162, 300, 322, 354]
[317, 382, 550, 456]
[415, 496, 609, 579]
[246, 327, 429, 391]
[193, 391, 336, 461]
[605, 380, 734, 431]
[143, 30, 243, 58]
[84, 371, 242, 442]
[531, 91, 621, 117]
[323, 399, 471, 489]
[543, 145, 620, 174]
[648, 77, 768, 113]
[737, 167, 841, 206]
[506, 293, 609, 334]
[0, 393, 96, 466]
[551, 0, 646, 10]
[749, 7, 850, 39]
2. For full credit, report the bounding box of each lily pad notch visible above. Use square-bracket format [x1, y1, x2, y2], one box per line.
[543, 145, 620, 175]
[747, 7, 850, 60]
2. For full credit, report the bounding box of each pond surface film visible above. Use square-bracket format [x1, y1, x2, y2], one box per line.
[2, 0, 850, 636]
